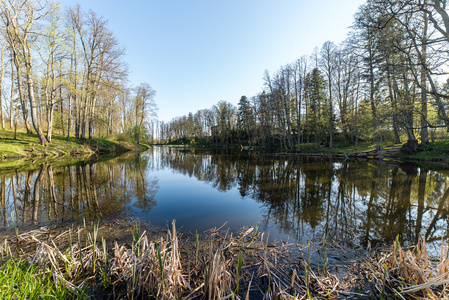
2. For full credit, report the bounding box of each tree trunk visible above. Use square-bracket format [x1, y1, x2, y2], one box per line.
[14, 59, 32, 134]
[59, 63, 64, 137]
[420, 0, 429, 144]
[137, 118, 143, 145]
[9, 60, 14, 130]
[25, 66, 48, 145]
[47, 105, 54, 143]
[0, 46, 4, 129]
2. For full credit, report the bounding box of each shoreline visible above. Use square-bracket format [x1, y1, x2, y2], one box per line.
[0, 219, 446, 299]
[159, 139, 449, 167]
[0, 129, 150, 172]
[2, 128, 448, 171]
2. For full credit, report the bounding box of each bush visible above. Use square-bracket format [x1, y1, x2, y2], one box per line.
[116, 133, 132, 142]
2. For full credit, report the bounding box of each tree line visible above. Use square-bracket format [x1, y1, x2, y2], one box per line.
[0, 0, 157, 145]
[161, 0, 449, 151]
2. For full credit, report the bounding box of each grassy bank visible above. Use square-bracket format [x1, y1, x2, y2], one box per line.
[393, 140, 449, 163]
[164, 137, 449, 166]
[0, 129, 150, 171]
[0, 220, 448, 299]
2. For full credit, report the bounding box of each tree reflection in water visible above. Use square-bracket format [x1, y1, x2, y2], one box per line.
[154, 147, 449, 248]
[0, 147, 449, 249]
[0, 154, 159, 227]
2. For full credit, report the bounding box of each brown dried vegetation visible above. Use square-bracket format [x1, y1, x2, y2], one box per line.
[1, 220, 449, 299]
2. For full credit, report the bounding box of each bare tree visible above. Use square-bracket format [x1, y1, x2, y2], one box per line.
[39, 2, 63, 143]
[1, 0, 50, 145]
[320, 41, 337, 148]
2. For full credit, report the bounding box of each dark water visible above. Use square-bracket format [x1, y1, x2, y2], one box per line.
[1, 146, 448, 253]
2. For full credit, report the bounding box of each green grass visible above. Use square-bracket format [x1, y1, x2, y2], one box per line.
[0, 129, 150, 171]
[0, 129, 95, 158]
[0, 259, 86, 299]
[393, 140, 449, 166]
[298, 141, 401, 154]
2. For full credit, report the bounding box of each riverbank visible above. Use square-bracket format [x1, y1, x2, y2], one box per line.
[0, 219, 447, 299]
[164, 138, 449, 166]
[297, 141, 449, 170]
[0, 129, 150, 171]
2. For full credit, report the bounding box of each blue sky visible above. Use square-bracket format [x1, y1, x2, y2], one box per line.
[58, 0, 365, 121]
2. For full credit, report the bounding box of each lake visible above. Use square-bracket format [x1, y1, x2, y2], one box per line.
[1, 146, 448, 253]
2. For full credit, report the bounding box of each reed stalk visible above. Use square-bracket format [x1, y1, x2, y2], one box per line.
[10, 212, 18, 246]
[92, 219, 99, 273]
[156, 242, 166, 295]
[381, 263, 387, 300]
[132, 220, 141, 257]
[305, 241, 311, 300]
[234, 250, 243, 295]
[195, 230, 199, 266]
[322, 235, 328, 277]
[77, 229, 84, 271]
[100, 236, 109, 288]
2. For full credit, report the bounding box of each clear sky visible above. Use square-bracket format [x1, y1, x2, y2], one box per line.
[57, 0, 366, 122]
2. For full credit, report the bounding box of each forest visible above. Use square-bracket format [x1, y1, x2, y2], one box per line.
[1, 0, 449, 153]
[160, 0, 449, 152]
[0, 0, 157, 146]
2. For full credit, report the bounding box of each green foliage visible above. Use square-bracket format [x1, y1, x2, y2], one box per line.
[166, 137, 192, 145]
[116, 133, 132, 142]
[129, 125, 150, 143]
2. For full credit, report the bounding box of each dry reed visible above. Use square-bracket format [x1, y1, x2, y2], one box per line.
[1, 220, 448, 299]
[366, 236, 449, 299]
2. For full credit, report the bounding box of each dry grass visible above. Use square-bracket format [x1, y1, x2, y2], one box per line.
[366, 237, 449, 299]
[1, 220, 449, 299]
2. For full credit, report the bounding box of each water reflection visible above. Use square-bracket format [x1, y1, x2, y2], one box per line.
[151, 147, 449, 247]
[0, 155, 159, 227]
[0, 147, 449, 249]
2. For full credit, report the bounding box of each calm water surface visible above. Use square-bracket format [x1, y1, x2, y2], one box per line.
[1, 146, 448, 251]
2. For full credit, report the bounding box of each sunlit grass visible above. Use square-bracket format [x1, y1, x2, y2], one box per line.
[404, 140, 449, 161]
[0, 129, 95, 158]
[0, 129, 150, 172]
[0, 259, 85, 299]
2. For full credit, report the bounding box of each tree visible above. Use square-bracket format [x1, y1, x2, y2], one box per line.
[306, 68, 327, 148]
[0, 44, 4, 129]
[68, 5, 126, 139]
[237, 95, 255, 146]
[1, 0, 50, 145]
[320, 41, 337, 148]
[134, 83, 157, 144]
[292, 57, 307, 150]
[39, 2, 63, 143]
